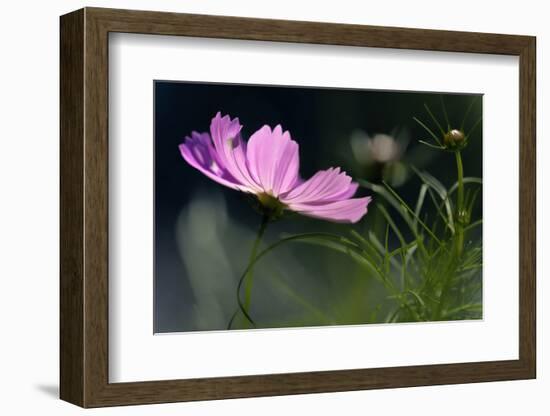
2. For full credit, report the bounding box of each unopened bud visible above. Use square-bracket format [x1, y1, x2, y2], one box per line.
[444, 129, 466, 148]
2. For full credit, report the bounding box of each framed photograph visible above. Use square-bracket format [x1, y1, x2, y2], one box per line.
[60, 7, 536, 407]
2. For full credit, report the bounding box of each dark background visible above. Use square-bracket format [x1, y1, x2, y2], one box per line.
[154, 81, 482, 333]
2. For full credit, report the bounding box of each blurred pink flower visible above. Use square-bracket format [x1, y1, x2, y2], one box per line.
[180, 112, 371, 223]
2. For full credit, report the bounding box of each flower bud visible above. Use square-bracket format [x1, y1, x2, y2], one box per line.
[444, 129, 466, 149]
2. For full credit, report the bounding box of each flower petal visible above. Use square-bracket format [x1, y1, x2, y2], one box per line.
[280, 167, 370, 223]
[281, 168, 356, 204]
[273, 139, 300, 196]
[246, 124, 300, 196]
[209, 112, 261, 193]
[179, 132, 249, 192]
[287, 197, 372, 223]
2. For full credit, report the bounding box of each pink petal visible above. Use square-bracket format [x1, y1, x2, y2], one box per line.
[323, 181, 359, 202]
[280, 167, 370, 223]
[209, 112, 262, 193]
[246, 124, 299, 196]
[246, 125, 271, 189]
[287, 197, 372, 223]
[271, 138, 299, 196]
[179, 132, 251, 192]
[280, 169, 331, 202]
[281, 168, 356, 204]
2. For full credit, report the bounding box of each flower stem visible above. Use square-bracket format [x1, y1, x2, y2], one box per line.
[455, 150, 465, 257]
[243, 214, 269, 321]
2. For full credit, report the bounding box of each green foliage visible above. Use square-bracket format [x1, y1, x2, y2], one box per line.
[357, 171, 482, 322]
[228, 97, 482, 329]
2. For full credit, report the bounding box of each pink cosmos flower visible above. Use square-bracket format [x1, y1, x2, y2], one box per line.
[179, 112, 371, 223]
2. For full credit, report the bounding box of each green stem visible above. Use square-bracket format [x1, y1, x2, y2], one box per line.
[434, 150, 465, 321]
[455, 150, 465, 257]
[243, 214, 269, 318]
[435, 151, 465, 320]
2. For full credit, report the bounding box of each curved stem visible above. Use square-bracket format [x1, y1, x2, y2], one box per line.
[228, 232, 373, 329]
[242, 214, 269, 320]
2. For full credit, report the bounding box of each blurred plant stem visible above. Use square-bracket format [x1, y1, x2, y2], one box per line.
[243, 214, 269, 322]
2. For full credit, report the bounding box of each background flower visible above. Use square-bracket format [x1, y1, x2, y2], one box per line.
[350, 127, 410, 187]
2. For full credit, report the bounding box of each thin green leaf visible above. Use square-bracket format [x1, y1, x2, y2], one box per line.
[466, 116, 482, 138]
[459, 263, 483, 272]
[404, 242, 418, 269]
[382, 181, 445, 247]
[386, 307, 400, 323]
[466, 187, 481, 217]
[427, 187, 455, 234]
[358, 179, 415, 231]
[461, 96, 479, 130]
[415, 184, 429, 232]
[464, 219, 482, 232]
[349, 230, 383, 264]
[378, 204, 406, 247]
[448, 177, 482, 195]
[425, 102, 446, 135]
[412, 167, 448, 199]
[407, 290, 426, 308]
[369, 231, 401, 272]
[418, 140, 445, 150]
[442, 303, 482, 319]
[413, 117, 443, 147]
[412, 167, 455, 233]
[440, 96, 451, 131]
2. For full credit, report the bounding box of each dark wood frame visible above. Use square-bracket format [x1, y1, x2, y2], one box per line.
[60, 7, 536, 408]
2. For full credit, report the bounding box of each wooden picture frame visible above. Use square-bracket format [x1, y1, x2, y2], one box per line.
[60, 7, 536, 408]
